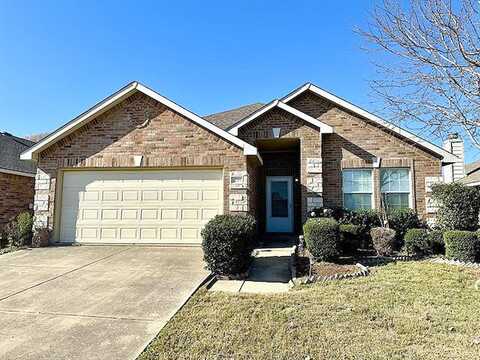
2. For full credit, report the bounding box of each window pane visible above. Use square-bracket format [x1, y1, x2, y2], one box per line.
[271, 181, 288, 217]
[384, 193, 409, 209]
[381, 169, 410, 192]
[343, 169, 372, 193]
[344, 194, 372, 210]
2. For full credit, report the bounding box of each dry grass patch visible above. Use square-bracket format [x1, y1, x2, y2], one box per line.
[139, 262, 480, 360]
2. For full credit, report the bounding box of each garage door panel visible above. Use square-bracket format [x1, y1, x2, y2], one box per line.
[60, 170, 223, 244]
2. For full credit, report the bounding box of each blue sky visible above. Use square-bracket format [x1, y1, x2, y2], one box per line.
[0, 0, 477, 162]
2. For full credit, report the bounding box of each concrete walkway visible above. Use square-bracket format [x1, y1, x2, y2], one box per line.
[210, 245, 295, 294]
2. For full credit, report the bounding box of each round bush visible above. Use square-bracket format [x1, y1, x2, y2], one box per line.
[387, 209, 422, 249]
[201, 214, 256, 276]
[339, 224, 362, 254]
[403, 228, 430, 256]
[444, 230, 479, 262]
[428, 230, 445, 255]
[303, 218, 340, 261]
[370, 227, 396, 256]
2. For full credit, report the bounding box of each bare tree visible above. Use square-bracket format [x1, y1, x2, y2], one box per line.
[359, 0, 480, 150]
[25, 132, 49, 143]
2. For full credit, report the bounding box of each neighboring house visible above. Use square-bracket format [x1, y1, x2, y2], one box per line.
[0, 132, 36, 225]
[460, 160, 480, 187]
[21, 82, 458, 245]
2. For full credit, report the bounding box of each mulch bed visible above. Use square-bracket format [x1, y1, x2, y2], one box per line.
[296, 256, 358, 278]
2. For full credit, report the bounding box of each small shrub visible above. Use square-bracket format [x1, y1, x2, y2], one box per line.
[387, 209, 422, 249]
[444, 231, 479, 262]
[339, 224, 362, 254]
[32, 226, 51, 248]
[403, 228, 430, 256]
[201, 214, 256, 276]
[16, 211, 33, 246]
[303, 218, 340, 261]
[370, 227, 396, 256]
[428, 230, 445, 255]
[432, 183, 480, 231]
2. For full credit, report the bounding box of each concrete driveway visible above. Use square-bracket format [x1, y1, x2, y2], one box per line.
[0, 246, 209, 360]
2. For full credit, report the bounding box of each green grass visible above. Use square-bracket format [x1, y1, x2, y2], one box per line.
[139, 262, 480, 360]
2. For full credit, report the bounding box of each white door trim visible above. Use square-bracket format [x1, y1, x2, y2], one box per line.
[266, 176, 293, 233]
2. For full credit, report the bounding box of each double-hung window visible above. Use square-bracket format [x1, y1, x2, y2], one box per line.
[380, 168, 411, 209]
[342, 169, 373, 210]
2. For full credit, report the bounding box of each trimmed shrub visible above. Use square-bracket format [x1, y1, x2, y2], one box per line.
[201, 214, 256, 276]
[403, 228, 430, 256]
[444, 231, 479, 262]
[387, 209, 422, 249]
[339, 224, 362, 254]
[304, 218, 340, 261]
[370, 227, 396, 256]
[432, 183, 480, 231]
[428, 230, 445, 255]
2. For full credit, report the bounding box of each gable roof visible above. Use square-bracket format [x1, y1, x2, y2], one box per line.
[282, 83, 458, 164]
[21, 82, 259, 161]
[0, 132, 36, 176]
[205, 103, 264, 130]
[227, 100, 334, 136]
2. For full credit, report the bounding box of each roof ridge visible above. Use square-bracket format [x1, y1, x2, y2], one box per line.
[204, 102, 265, 118]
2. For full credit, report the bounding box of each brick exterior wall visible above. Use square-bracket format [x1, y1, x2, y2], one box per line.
[287, 91, 442, 217]
[238, 107, 322, 224]
[34, 92, 251, 240]
[0, 172, 34, 226]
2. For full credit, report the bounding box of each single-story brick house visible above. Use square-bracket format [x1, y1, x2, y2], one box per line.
[21, 82, 458, 245]
[0, 132, 36, 225]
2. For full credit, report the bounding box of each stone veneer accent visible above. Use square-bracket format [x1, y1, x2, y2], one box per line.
[34, 92, 254, 239]
[0, 172, 34, 225]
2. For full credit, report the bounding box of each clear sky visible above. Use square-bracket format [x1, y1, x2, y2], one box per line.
[0, 0, 477, 162]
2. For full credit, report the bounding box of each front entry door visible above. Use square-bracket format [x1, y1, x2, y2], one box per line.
[266, 176, 293, 233]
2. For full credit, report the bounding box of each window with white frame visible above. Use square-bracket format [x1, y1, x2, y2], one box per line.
[380, 168, 411, 210]
[342, 169, 373, 210]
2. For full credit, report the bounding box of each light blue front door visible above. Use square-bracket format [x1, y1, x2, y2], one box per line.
[266, 176, 293, 233]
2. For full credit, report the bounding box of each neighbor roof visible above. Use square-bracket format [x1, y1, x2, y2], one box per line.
[466, 159, 480, 175]
[21, 82, 259, 161]
[0, 132, 36, 176]
[282, 83, 459, 164]
[205, 103, 264, 130]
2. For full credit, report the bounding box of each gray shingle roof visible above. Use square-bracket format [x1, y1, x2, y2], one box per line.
[466, 159, 480, 175]
[204, 103, 264, 130]
[0, 132, 36, 175]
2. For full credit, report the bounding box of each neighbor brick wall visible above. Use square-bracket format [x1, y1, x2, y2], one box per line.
[287, 90, 442, 217]
[0, 172, 34, 225]
[34, 92, 251, 238]
[238, 107, 322, 223]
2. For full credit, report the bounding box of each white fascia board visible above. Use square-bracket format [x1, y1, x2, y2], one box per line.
[282, 83, 459, 164]
[229, 100, 280, 136]
[466, 181, 480, 187]
[21, 81, 259, 160]
[21, 82, 139, 161]
[277, 102, 333, 133]
[0, 168, 36, 178]
[136, 84, 258, 157]
[228, 99, 334, 136]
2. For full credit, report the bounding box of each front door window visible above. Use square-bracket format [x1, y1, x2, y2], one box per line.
[271, 181, 289, 217]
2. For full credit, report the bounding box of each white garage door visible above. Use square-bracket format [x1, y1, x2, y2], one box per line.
[59, 169, 223, 244]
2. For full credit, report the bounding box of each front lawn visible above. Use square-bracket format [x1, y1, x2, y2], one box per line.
[140, 262, 480, 359]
